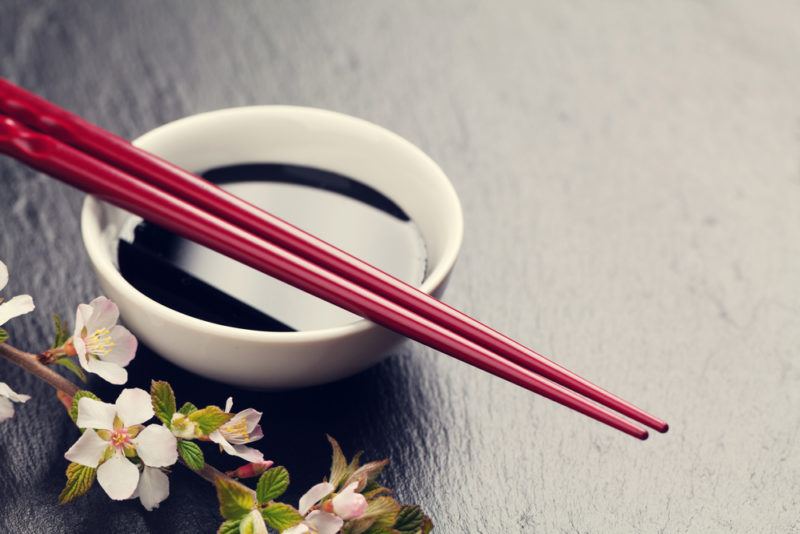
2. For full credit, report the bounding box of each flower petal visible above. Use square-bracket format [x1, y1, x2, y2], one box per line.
[230, 444, 265, 463]
[305, 511, 344, 534]
[0, 397, 15, 422]
[299, 482, 335, 515]
[0, 261, 8, 291]
[282, 525, 311, 534]
[332, 482, 368, 520]
[74, 336, 89, 367]
[64, 429, 109, 468]
[84, 358, 128, 385]
[85, 296, 119, 331]
[0, 294, 35, 326]
[76, 397, 117, 430]
[135, 424, 178, 467]
[103, 325, 137, 366]
[115, 388, 154, 427]
[73, 303, 94, 339]
[137, 466, 170, 511]
[224, 396, 233, 413]
[97, 453, 139, 500]
[0, 382, 30, 403]
[241, 509, 269, 534]
[209, 431, 239, 457]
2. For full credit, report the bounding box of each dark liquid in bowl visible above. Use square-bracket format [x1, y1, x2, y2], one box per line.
[117, 164, 427, 332]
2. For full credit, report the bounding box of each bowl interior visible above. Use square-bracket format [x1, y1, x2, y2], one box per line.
[82, 106, 463, 339]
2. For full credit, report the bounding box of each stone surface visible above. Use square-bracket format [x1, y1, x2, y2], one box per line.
[1, 1, 799, 532]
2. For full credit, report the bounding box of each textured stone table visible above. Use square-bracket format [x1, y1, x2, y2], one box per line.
[1, 1, 799, 532]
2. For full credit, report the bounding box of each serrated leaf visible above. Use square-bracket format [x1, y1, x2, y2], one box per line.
[189, 405, 233, 435]
[51, 314, 70, 348]
[217, 519, 241, 534]
[261, 502, 303, 531]
[394, 505, 424, 534]
[256, 466, 290, 504]
[70, 390, 101, 425]
[345, 496, 402, 534]
[178, 440, 205, 470]
[178, 401, 198, 415]
[215, 477, 256, 520]
[58, 462, 96, 504]
[421, 516, 433, 534]
[0, 327, 8, 343]
[344, 459, 389, 492]
[54, 357, 87, 382]
[150, 380, 176, 426]
[362, 497, 401, 533]
[328, 434, 350, 487]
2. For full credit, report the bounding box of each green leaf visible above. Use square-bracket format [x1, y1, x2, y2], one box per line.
[362, 497, 402, 534]
[394, 505, 424, 534]
[261, 503, 303, 531]
[54, 357, 87, 382]
[328, 434, 350, 487]
[189, 405, 233, 435]
[178, 440, 205, 470]
[150, 380, 176, 426]
[421, 515, 433, 534]
[51, 313, 70, 348]
[215, 477, 256, 520]
[0, 327, 8, 343]
[58, 462, 96, 504]
[178, 401, 198, 415]
[256, 465, 290, 504]
[217, 519, 241, 534]
[70, 390, 101, 425]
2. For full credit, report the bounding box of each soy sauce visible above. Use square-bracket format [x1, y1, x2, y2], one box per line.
[117, 164, 427, 332]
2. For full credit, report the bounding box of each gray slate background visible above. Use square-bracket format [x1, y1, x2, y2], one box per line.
[1, 1, 799, 532]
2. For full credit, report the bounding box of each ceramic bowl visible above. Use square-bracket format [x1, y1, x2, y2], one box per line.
[81, 106, 463, 389]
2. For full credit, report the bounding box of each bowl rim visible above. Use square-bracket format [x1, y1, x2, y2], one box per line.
[80, 105, 464, 343]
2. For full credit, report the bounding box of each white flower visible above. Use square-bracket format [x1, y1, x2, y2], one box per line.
[64, 388, 177, 507]
[208, 397, 264, 462]
[0, 260, 35, 327]
[0, 381, 30, 423]
[73, 297, 137, 384]
[169, 412, 197, 439]
[285, 481, 368, 534]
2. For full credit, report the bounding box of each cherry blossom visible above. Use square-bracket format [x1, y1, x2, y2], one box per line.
[0, 382, 30, 423]
[284, 480, 368, 534]
[208, 397, 264, 462]
[64, 388, 177, 507]
[73, 297, 137, 384]
[0, 260, 34, 327]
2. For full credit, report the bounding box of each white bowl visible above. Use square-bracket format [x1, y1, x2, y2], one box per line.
[80, 106, 463, 389]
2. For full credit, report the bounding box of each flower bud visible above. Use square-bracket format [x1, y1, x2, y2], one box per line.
[225, 460, 274, 479]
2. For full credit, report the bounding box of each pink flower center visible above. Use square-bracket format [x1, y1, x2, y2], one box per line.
[110, 428, 130, 448]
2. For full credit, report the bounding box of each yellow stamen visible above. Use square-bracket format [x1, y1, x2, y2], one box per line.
[86, 328, 116, 358]
[221, 417, 250, 440]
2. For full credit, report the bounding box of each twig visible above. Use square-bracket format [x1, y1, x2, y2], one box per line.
[0, 343, 79, 396]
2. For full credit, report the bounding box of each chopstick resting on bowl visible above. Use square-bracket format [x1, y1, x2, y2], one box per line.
[0, 78, 667, 438]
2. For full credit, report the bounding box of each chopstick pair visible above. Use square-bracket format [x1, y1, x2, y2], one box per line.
[0, 78, 667, 439]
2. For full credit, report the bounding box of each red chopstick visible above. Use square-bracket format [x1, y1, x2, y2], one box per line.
[0, 78, 667, 433]
[0, 114, 650, 439]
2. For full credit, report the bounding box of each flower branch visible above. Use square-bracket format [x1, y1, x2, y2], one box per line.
[0, 259, 432, 533]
